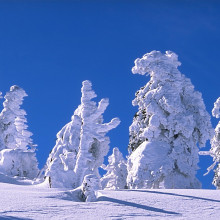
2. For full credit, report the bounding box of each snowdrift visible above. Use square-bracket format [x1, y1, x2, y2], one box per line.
[0, 179, 219, 220]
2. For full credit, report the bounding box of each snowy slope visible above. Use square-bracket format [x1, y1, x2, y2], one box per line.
[0, 177, 220, 220]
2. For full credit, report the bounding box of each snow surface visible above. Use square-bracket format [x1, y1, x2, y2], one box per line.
[0, 176, 219, 220]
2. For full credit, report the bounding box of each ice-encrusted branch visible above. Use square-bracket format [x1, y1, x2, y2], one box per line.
[97, 118, 120, 133]
[212, 97, 220, 118]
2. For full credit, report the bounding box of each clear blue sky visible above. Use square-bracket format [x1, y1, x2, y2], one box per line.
[0, 0, 219, 189]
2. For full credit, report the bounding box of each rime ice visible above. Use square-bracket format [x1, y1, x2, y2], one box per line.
[44, 80, 120, 188]
[101, 147, 127, 190]
[205, 97, 220, 189]
[0, 86, 39, 179]
[127, 51, 213, 189]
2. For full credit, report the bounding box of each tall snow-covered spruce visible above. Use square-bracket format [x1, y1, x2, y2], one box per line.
[127, 51, 213, 189]
[101, 147, 127, 190]
[44, 80, 120, 188]
[0, 86, 39, 179]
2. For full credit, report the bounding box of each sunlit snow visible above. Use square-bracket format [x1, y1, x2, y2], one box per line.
[0, 176, 219, 220]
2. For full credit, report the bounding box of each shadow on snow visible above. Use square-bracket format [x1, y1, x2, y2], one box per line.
[121, 190, 220, 203]
[97, 196, 180, 215]
[0, 211, 31, 220]
[0, 216, 31, 220]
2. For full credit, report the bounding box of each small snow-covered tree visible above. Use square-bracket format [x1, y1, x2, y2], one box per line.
[0, 91, 4, 151]
[74, 80, 120, 187]
[101, 147, 127, 190]
[201, 98, 220, 189]
[79, 174, 101, 202]
[211, 98, 220, 189]
[0, 86, 39, 179]
[0, 149, 39, 179]
[127, 51, 213, 189]
[44, 80, 120, 188]
[44, 109, 82, 188]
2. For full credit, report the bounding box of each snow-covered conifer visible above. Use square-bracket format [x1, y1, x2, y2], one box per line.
[0, 86, 34, 150]
[44, 109, 82, 188]
[0, 149, 39, 179]
[0, 91, 4, 151]
[202, 98, 220, 189]
[101, 147, 127, 190]
[0, 86, 38, 178]
[127, 51, 213, 189]
[211, 98, 220, 189]
[74, 80, 120, 187]
[44, 80, 120, 188]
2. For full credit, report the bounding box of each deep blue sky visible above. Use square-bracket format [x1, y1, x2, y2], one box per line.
[0, 0, 219, 189]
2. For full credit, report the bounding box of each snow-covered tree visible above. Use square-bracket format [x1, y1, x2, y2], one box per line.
[0, 86, 34, 150]
[79, 174, 101, 202]
[0, 149, 39, 179]
[211, 98, 220, 189]
[0, 86, 39, 179]
[127, 51, 213, 189]
[201, 98, 220, 189]
[44, 80, 120, 188]
[74, 80, 120, 187]
[0, 91, 4, 151]
[101, 147, 127, 190]
[44, 108, 82, 188]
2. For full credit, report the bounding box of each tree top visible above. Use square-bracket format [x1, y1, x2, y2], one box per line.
[132, 50, 181, 76]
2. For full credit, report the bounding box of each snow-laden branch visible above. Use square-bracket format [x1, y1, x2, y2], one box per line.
[96, 118, 120, 133]
[212, 97, 220, 118]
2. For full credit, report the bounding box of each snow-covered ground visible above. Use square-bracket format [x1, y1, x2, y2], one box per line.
[0, 175, 219, 220]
